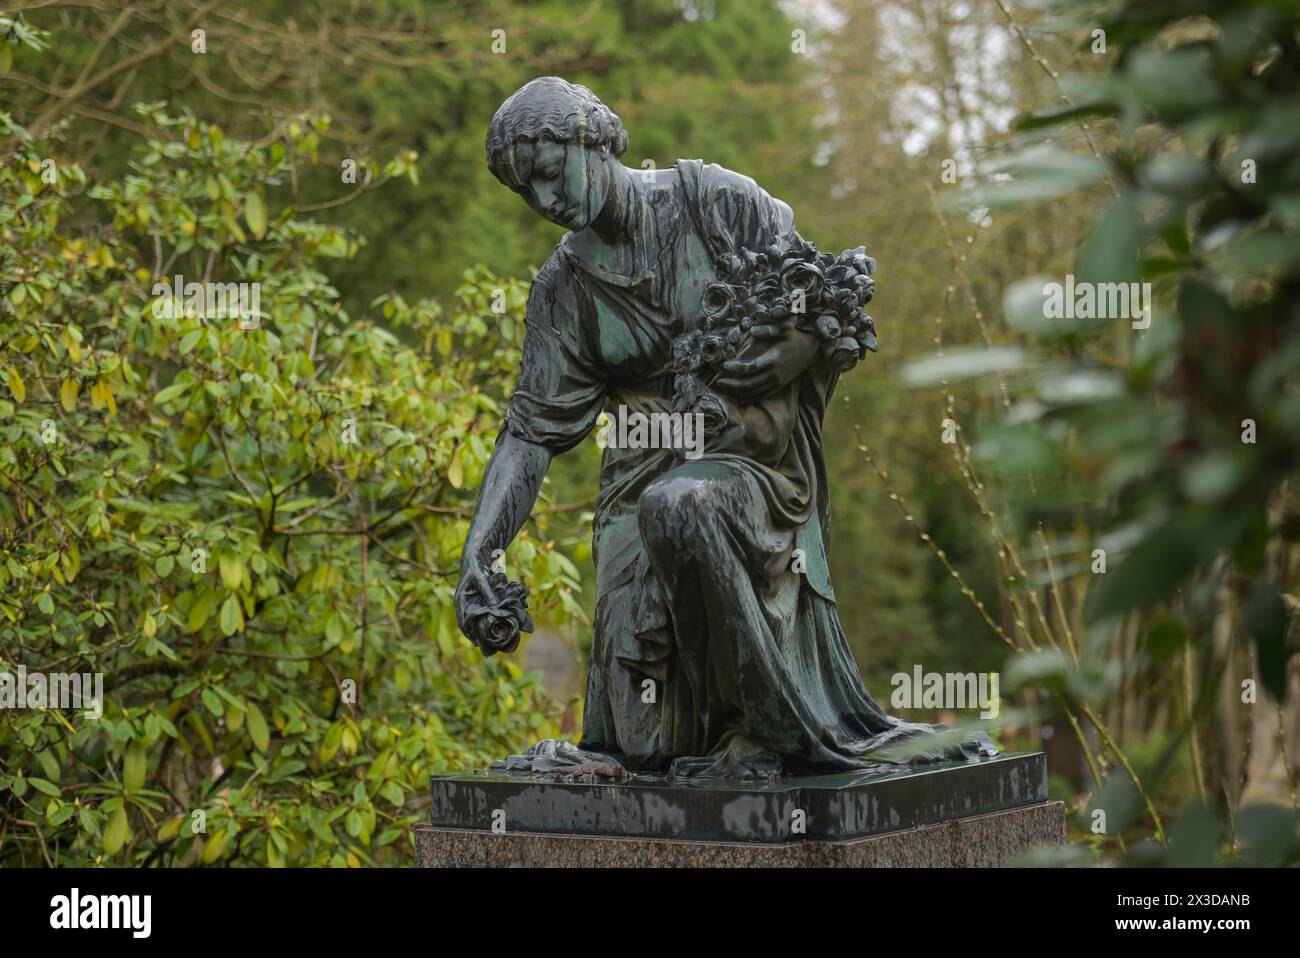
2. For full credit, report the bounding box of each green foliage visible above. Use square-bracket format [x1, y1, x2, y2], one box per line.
[941, 0, 1300, 859]
[2, 0, 817, 312]
[973, 0, 1300, 648]
[0, 105, 582, 865]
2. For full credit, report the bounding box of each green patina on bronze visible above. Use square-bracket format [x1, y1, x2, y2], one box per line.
[456, 77, 994, 781]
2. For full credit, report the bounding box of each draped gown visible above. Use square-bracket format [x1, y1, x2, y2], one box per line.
[500, 159, 995, 778]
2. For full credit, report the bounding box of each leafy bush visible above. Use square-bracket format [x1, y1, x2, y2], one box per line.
[0, 102, 583, 865]
[931, 0, 1300, 860]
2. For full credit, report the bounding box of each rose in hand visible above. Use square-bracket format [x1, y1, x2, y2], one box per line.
[472, 574, 533, 656]
[454, 563, 535, 657]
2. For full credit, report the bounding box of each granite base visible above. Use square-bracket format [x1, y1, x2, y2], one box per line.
[415, 800, 1065, 866]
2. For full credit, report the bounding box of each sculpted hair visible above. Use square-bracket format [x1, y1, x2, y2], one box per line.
[486, 76, 629, 189]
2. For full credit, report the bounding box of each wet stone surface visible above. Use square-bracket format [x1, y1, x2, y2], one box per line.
[428, 751, 1048, 845]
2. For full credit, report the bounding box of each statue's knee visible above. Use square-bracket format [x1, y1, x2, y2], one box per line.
[638, 474, 719, 552]
[637, 479, 679, 552]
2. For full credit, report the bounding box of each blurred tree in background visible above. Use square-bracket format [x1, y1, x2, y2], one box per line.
[0, 0, 816, 303]
[903, 0, 1300, 863]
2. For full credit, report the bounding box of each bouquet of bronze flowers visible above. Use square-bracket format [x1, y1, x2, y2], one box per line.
[670, 237, 878, 435]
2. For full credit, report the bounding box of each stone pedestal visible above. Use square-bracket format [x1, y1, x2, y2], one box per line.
[418, 752, 1065, 867]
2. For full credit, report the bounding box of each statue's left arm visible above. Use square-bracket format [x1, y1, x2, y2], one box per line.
[682, 164, 832, 400]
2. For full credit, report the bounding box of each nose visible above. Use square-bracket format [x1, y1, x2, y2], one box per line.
[533, 183, 564, 217]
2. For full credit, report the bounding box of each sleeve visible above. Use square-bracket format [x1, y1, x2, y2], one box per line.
[502, 252, 607, 455]
[688, 160, 839, 400]
[690, 162, 796, 258]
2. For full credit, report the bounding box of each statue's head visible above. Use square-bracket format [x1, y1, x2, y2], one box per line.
[486, 77, 628, 230]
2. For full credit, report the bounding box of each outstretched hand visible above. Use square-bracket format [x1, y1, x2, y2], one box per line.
[454, 559, 534, 657]
[454, 560, 496, 638]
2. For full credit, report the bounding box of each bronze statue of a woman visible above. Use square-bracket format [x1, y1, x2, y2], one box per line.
[455, 76, 994, 780]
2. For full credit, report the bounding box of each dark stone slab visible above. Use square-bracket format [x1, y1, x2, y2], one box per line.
[429, 751, 1046, 845]
[415, 800, 1066, 867]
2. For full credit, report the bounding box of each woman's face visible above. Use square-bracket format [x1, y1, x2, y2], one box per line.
[511, 138, 611, 231]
